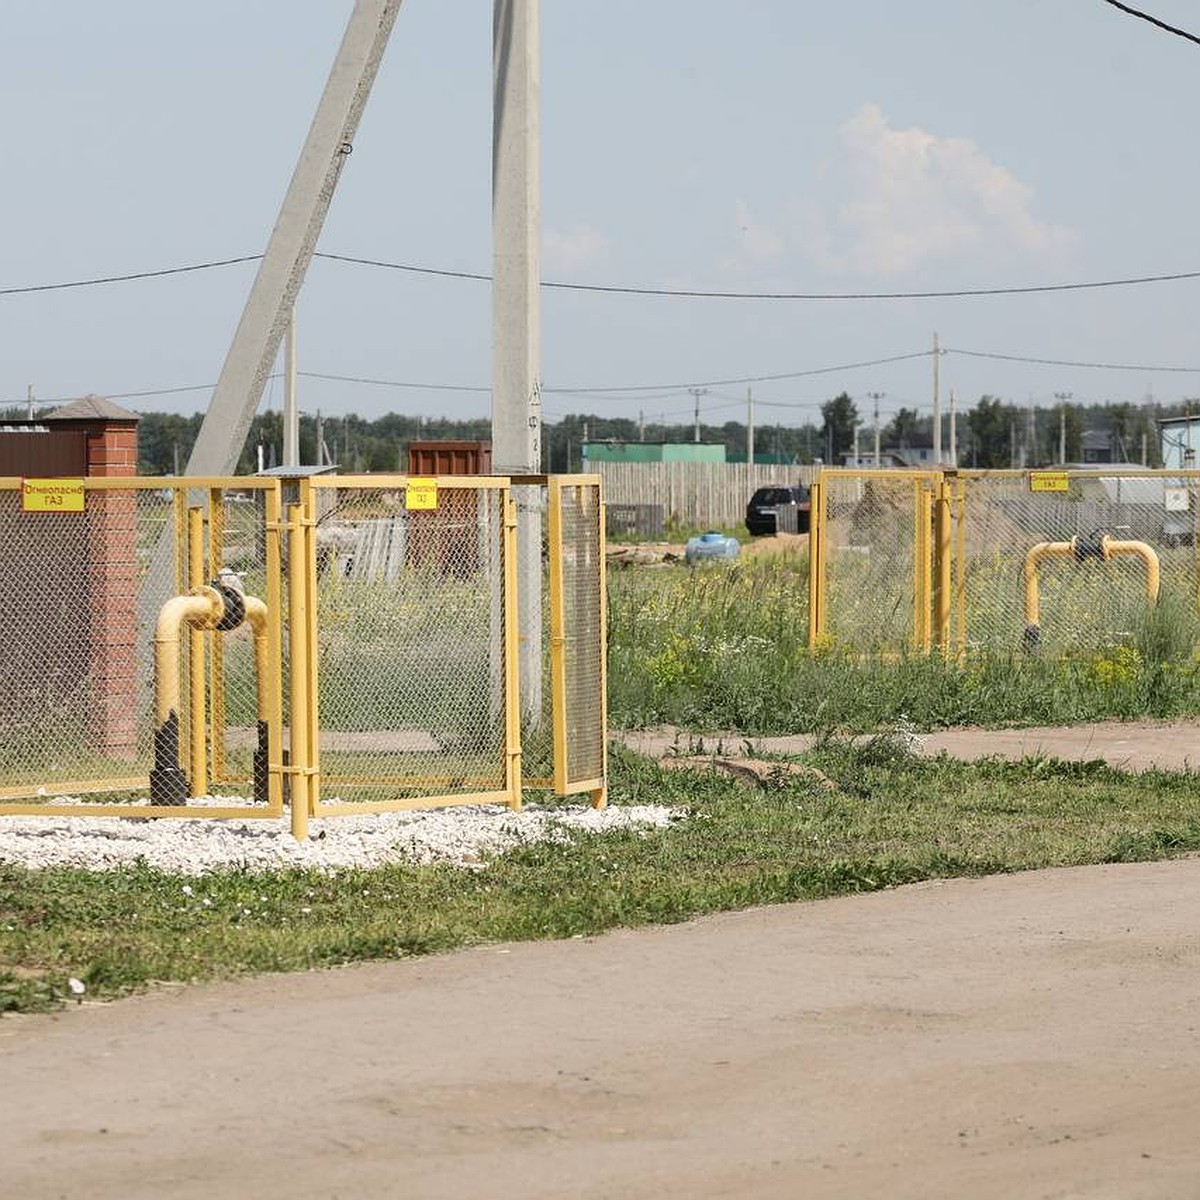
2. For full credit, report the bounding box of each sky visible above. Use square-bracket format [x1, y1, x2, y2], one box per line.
[3, 0, 1200, 438]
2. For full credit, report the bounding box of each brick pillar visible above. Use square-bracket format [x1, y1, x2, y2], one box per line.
[84, 420, 140, 759]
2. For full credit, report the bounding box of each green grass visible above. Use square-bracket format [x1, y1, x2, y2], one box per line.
[5, 741, 1200, 1015]
[607, 553, 1200, 732]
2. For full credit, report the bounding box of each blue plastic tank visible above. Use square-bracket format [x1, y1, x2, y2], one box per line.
[685, 531, 740, 565]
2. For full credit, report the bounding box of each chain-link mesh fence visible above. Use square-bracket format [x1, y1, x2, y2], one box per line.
[812, 468, 1200, 660]
[812, 471, 938, 651]
[305, 477, 515, 811]
[956, 470, 1200, 656]
[548, 476, 606, 796]
[1, 473, 608, 826]
[0, 479, 283, 815]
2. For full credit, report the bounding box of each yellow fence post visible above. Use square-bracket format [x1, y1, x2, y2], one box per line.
[954, 476, 968, 656]
[591, 495, 609, 810]
[286, 501, 310, 841]
[807, 478, 825, 647]
[186, 506, 208, 797]
[263, 484, 285, 812]
[503, 489, 523, 810]
[300, 478, 321, 814]
[207, 487, 227, 784]
[934, 476, 952, 652]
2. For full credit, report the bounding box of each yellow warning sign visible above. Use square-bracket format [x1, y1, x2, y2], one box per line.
[1029, 472, 1070, 494]
[21, 478, 85, 512]
[406, 477, 438, 510]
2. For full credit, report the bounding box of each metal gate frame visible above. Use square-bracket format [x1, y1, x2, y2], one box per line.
[0, 476, 287, 820]
[546, 474, 607, 806]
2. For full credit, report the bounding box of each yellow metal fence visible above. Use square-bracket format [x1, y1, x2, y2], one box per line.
[0, 473, 606, 835]
[811, 467, 1200, 658]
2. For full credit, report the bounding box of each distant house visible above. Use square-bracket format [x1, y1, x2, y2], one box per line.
[1079, 429, 1118, 465]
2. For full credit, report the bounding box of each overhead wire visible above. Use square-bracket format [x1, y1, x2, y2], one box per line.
[946, 348, 1200, 373]
[313, 251, 1200, 301]
[6, 248, 1200, 303]
[0, 255, 261, 297]
[1101, 0, 1200, 47]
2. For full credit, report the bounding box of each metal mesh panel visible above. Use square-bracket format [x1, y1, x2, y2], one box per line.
[818, 471, 936, 651]
[0, 480, 282, 815]
[209, 490, 277, 789]
[308, 479, 512, 807]
[549, 477, 605, 793]
[957, 471, 1199, 656]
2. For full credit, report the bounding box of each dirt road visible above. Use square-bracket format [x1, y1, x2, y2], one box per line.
[3, 856, 1200, 1199]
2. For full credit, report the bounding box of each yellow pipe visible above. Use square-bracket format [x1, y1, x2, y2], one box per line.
[1102, 537, 1160, 603]
[151, 588, 224, 804]
[243, 595, 271, 804]
[1023, 540, 1076, 634]
[154, 591, 223, 727]
[1024, 536, 1160, 648]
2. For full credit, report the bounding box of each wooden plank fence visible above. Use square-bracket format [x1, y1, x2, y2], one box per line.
[596, 462, 817, 530]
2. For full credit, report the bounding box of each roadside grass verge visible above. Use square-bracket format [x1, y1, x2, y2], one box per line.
[5, 740, 1200, 1015]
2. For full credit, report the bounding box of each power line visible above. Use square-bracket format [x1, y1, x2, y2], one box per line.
[1101, 0, 1200, 47]
[7, 247, 1200, 302]
[947, 348, 1200, 373]
[315, 251, 1200, 301]
[298, 370, 491, 394]
[546, 352, 935, 394]
[16, 343, 1200, 410]
[0, 255, 261, 297]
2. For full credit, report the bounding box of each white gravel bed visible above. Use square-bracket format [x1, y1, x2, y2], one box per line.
[0, 798, 683, 875]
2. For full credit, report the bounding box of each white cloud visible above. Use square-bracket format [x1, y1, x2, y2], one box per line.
[806, 103, 1079, 277]
[542, 225, 610, 272]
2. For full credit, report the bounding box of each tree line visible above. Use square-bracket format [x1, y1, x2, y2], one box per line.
[2, 394, 1186, 472]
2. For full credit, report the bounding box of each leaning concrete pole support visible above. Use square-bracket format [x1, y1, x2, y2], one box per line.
[185, 0, 403, 477]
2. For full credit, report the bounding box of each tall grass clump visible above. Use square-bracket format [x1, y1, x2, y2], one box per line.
[607, 556, 1200, 733]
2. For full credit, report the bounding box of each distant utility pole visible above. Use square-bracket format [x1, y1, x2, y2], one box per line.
[949, 387, 957, 468]
[932, 331, 942, 464]
[689, 387, 708, 443]
[638, 408, 645, 442]
[746, 387, 755, 467]
[1054, 391, 1072, 464]
[868, 392, 885, 467]
[283, 307, 299, 468]
[26, 385, 34, 421]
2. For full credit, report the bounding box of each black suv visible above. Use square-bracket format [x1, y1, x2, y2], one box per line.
[745, 485, 810, 536]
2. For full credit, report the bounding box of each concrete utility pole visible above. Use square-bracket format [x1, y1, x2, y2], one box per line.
[1054, 391, 1072, 464]
[493, 0, 542, 721]
[492, 0, 541, 478]
[746, 387, 755, 469]
[689, 387, 708, 443]
[868, 392, 884, 468]
[932, 332, 941, 464]
[185, 0, 402, 476]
